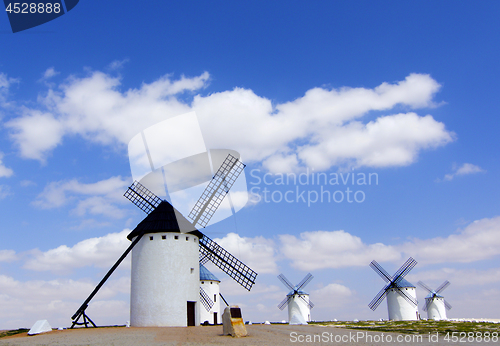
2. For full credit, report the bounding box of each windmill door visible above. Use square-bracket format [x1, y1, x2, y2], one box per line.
[213, 312, 217, 325]
[187, 301, 196, 326]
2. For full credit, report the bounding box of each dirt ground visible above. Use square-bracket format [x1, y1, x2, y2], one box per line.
[0, 324, 489, 346]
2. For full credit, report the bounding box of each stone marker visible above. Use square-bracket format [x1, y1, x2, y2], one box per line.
[222, 305, 247, 337]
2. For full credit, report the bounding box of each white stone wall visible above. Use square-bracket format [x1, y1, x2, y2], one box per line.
[199, 280, 221, 324]
[130, 232, 200, 327]
[426, 297, 447, 320]
[386, 287, 419, 321]
[288, 294, 311, 324]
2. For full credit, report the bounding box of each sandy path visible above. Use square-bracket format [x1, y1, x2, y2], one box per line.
[0, 324, 488, 345]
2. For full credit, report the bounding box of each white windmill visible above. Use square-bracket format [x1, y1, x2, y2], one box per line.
[369, 257, 419, 321]
[70, 154, 257, 328]
[277, 273, 314, 325]
[418, 280, 451, 320]
[199, 264, 223, 325]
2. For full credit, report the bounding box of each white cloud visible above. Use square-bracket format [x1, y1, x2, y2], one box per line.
[310, 283, 353, 308]
[0, 275, 129, 329]
[279, 230, 401, 270]
[33, 176, 130, 218]
[0, 185, 12, 199]
[6, 70, 452, 173]
[403, 216, 500, 264]
[42, 67, 59, 80]
[213, 232, 278, 274]
[441, 163, 485, 181]
[0, 152, 13, 178]
[0, 250, 17, 262]
[410, 267, 500, 288]
[5, 110, 65, 163]
[0, 72, 19, 106]
[23, 229, 132, 274]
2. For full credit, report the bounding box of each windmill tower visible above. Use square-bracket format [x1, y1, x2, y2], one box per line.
[199, 264, 221, 325]
[70, 154, 258, 328]
[368, 257, 419, 321]
[418, 280, 451, 320]
[277, 273, 314, 325]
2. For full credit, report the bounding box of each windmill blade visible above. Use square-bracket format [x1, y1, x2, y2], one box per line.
[277, 274, 295, 291]
[199, 234, 257, 291]
[417, 281, 433, 294]
[369, 260, 392, 282]
[296, 273, 314, 291]
[444, 299, 452, 310]
[299, 295, 314, 309]
[435, 280, 450, 294]
[423, 298, 431, 312]
[392, 257, 417, 284]
[278, 295, 292, 310]
[395, 287, 418, 307]
[200, 287, 214, 312]
[187, 154, 245, 228]
[368, 284, 390, 311]
[124, 181, 162, 214]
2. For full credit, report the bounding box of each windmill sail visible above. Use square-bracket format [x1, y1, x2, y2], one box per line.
[188, 154, 245, 228]
[368, 257, 418, 312]
[199, 234, 257, 291]
[199, 287, 215, 312]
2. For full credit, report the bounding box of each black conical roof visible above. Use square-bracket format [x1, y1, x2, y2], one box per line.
[127, 201, 203, 240]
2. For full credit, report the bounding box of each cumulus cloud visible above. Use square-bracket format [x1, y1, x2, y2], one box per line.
[403, 216, 500, 264]
[440, 163, 486, 181]
[279, 230, 401, 270]
[410, 267, 500, 288]
[213, 232, 278, 274]
[279, 217, 500, 270]
[0, 152, 13, 178]
[310, 283, 353, 308]
[0, 274, 129, 329]
[23, 229, 131, 274]
[5, 70, 452, 173]
[0, 72, 19, 106]
[42, 67, 60, 80]
[0, 185, 12, 199]
[33, 176, 130, 218]
[0, 250, 17, 262]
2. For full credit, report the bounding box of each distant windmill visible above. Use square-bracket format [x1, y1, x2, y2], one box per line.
[277, 273, 314, 325]
[71, 154, 257, 328]
[199, 264, 230, 325]
[368, 257, 419, 321]
[418, 280, 451, 320]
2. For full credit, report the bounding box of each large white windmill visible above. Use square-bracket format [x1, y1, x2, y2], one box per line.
[418, 280, 451, 320]
[70, 154, 257, 328]
[368, 257, 419, 321]
[277, 273, 314, 325]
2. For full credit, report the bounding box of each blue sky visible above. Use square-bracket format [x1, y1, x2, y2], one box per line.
[1, 1, 500, 329]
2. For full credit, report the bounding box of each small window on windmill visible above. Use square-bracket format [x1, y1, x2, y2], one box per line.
[186, 236, 189, 241]
[162, 235, 166, 240]
[214, 294, 216, 302]
[149, 236, 153, 241]
[174, 235, 179, 240]
[194, 238, 196, 242]
[201, 281, 204, 284]
[190, 267, 194, 273]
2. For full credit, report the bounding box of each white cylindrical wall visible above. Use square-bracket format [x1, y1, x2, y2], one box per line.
[130, 232, 200, 327]
[199, 280, 221, 325]
[426, 297, 447, 320]
[288, 294, 311, 324]
[386, 287, 419, 321]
